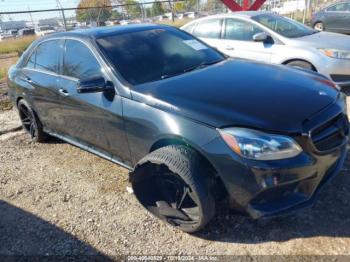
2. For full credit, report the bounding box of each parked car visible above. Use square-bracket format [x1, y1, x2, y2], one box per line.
[35, 25, 55, 36]
[0, 29, 18, 41]
[17, 28, 35, 37]
[8, 24, 349, 232]
[311, 1, 350, 34]
[181, 12, 350, 88]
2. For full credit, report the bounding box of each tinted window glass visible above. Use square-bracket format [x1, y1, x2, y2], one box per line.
[63, 40, 102, 79]
[25, 51, 36, 69]
[35, 40, 61, 73]
[252, 14, 317, 38]
[192, 19, 222, 39]
[327, 3, 347, 11]
[97, 28, 224, 85]
[224, 19, 263, 41]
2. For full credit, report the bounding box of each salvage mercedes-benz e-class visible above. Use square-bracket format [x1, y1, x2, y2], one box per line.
[7, 24, 349, 232]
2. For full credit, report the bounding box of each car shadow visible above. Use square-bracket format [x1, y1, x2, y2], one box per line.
[195, 157, 350, 243]
[45, 135, 66, 144]
[0, 200, 112, 259]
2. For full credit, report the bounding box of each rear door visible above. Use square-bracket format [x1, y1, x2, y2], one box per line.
[20, 39, 63, 131]
[191, 18, 224, 50]
[56, 39, 131, 165]
[324, 3, 349, 32]
[343, 3, 350, 33]
[220, 18, 272, 62]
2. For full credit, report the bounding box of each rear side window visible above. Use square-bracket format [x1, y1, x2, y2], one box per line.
[63, 40, 102, 80]
[327, 3, 347, 11]
[192, 19, 222, 39]
[35, 40, 61, 73]
[182, 23, 197, 34]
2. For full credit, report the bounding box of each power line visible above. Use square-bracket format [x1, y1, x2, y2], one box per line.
[0, 0, 184, 15]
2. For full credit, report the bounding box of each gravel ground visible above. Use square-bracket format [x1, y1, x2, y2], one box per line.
[1, 102, 350, 258]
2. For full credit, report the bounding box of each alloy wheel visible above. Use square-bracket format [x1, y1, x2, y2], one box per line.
[314, 22, 324, 31]
[147, 172, 201, 226]
[18, 104, 37, 139]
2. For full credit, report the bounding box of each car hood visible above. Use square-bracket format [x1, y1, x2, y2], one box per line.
[291, 31, 350, 50]
[131, 59, 339, 133]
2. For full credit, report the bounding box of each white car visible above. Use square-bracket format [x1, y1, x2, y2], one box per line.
[181, 11, 350, 88]
[35, 26, 55, 36]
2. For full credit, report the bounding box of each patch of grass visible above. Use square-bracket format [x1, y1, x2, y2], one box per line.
[0, 35, 37, 56]
[0, 68, 7, 80]
[157, 18, 193, 28]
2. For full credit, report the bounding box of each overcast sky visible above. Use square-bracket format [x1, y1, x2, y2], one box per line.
[0, 0, 81, 21]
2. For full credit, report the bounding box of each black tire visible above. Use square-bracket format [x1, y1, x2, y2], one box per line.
[286, 60, 315, 71]
[17, 99, 47, 142]
[314, 22, 324, 31]
[130, 145, 215, 233]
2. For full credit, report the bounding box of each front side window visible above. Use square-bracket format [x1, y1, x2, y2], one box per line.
[63, 40, 102, 80]
[35, 40, 61, 73]
[96, 28, 224, 85]
[192, 19, 222, 39]
[224, 19, 263, 41]
[252, 14, 317, 38]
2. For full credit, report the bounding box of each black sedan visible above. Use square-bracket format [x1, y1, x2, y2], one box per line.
[312, 1, 350, 34]
[7, 24, 349, 232]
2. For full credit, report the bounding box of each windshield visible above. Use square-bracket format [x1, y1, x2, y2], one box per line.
[96, 28, 224, 85]
[252, 14, 317, 38]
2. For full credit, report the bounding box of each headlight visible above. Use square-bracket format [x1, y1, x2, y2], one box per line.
[318, 48, 350, 60]
[218, 128, 302, 160]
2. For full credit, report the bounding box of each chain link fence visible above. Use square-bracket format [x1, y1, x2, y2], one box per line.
[0, 0, 342, 36]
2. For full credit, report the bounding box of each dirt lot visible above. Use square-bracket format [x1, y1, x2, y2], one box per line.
[1, 98, 350, 258]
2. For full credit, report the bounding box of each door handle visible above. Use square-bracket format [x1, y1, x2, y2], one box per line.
[24, 76, 33, 84]
[58, 88, 69, 97]
[224, 46, 235, 50]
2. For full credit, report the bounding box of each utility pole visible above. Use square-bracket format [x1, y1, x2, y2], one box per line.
[56, 0, 67, 31]
[27, 5, 34, 27]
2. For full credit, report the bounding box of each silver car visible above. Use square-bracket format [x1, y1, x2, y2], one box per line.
[181, 11, 350, 87]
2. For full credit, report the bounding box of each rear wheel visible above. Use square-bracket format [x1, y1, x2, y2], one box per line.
[18, 100, 47, 142]
[286, 60, 315, 71]
[131, 145, 215, 233]
[314, 22, 324, 31]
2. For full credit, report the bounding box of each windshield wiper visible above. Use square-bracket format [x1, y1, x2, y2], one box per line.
[160, 59, 223, 80]
[183, 59, 223, 73]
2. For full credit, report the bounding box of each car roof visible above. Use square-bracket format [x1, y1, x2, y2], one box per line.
[182, 11, 275, 25]
[43, 23, 172, 41]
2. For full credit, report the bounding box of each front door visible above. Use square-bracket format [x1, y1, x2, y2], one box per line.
[56, 39, 131, 165]
[219, 18, 272, 63]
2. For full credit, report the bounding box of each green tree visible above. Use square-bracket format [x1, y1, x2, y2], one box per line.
[110, 10, 124, 20]
[173, 2, 185, 12]
[184, 0, 197, 11]
[123, 0, 142, 18]
[151, 0, 165, 16]
[76, 0, 112, 23]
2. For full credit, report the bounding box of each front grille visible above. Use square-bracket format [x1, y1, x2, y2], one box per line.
[311, 113, 349, 151]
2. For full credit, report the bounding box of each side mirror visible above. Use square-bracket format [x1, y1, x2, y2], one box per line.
[77, 76, 114, 94]
[252, 32, 269, 42]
